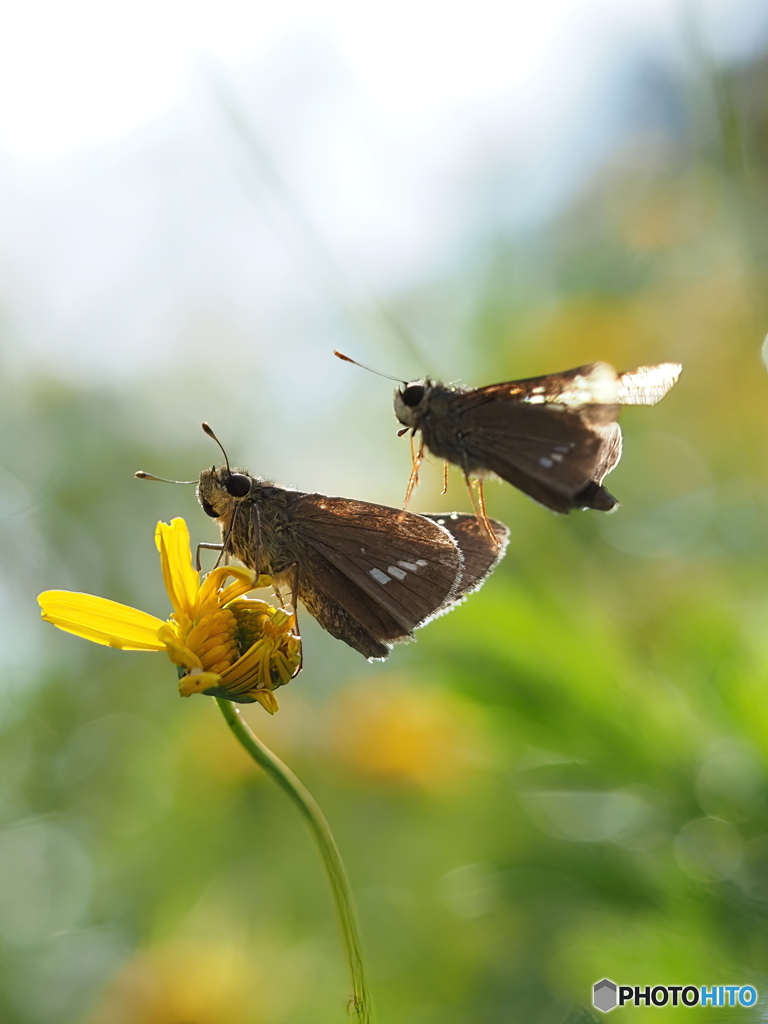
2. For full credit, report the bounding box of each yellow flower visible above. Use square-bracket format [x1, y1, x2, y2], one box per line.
[38, 518, 301, 713]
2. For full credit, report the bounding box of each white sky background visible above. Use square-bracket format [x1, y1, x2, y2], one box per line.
[2, 0, 768, 491]
[0, 0, 765, 161]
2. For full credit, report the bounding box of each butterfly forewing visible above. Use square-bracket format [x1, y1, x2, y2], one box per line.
[256, 493, 475, 660]
[456, 362, 620, 409]
[296, 495, 463, 625]
[285, 542, 421, 659]
[462, 361, 681, 409]
[617, 363, 682, 405]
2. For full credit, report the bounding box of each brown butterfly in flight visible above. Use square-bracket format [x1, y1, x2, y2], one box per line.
[337, 353, 681, 520]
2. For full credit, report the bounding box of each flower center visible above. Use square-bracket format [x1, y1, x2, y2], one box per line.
[184, 608, 240, 675]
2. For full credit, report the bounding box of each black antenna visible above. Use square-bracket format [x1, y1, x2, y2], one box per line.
[334, 350, 407, 385]
[201, 422, 232, 470]
[201, 422, 252, 498]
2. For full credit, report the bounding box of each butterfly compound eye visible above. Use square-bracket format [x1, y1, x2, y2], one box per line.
[226, 474, 251, 498]
[401, 384, 425, 407]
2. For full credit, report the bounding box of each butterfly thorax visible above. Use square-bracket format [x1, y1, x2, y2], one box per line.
[394, 380, 468, 432]
[198, 466, 306, 576]
[396, 382, 487, 470]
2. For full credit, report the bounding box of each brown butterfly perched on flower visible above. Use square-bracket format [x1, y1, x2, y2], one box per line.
[140, 424, 509, 662]
[337, 353, 681, 517]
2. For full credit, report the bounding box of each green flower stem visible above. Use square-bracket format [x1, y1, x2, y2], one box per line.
[214, 697, 373, 1023]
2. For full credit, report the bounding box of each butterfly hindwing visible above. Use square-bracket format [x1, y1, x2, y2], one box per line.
[420, 512, 509, 599]
[444, 391, 621, 512]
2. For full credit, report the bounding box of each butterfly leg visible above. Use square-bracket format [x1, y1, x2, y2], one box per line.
[474, 480, 499, 546]
[403, 434, 425, 509]
[463, 475, 500, 547]
[287, 563, 303, 672]
[272, 564, 303, 672]
[442, 460, 449, 495]
[253, 572, 303, 688]
[196, 542, 226, 572]
[273, 564, 301, 630]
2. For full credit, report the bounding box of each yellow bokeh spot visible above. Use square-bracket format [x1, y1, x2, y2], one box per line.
[82, 937, 264, 1024]
[330, 678, 495, 791]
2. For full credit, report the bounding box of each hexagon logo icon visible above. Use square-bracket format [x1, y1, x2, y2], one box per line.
[593, 979, 618, 1012]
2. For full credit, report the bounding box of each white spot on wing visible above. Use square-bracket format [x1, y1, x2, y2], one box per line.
[398, 561, 419, 571]
[525, 394, 545, 404]
[540, 457, 553, 468]
[369, 568, 391, 585]
[388, 565, 407, 580]
[416, 559, 428, 566]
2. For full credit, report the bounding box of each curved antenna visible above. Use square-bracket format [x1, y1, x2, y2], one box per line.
[334, 350, 407, 385]
[135, 471, 196, 484]
[201, 422, 232, 470]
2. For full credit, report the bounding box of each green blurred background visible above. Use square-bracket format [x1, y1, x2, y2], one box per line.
[6, 3, 768, 1022]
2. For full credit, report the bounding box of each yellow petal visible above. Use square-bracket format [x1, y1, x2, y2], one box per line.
[198, 566, 256, 608]
[178, 669, 222, 697]
[267, 608, 297, 634]
[252, 690, 280, 714]
[157, 624, 203, 670]
[220, 638, 270, 691]
[38, 591, 166, 650]
[271, 648, 301, 686]
[155, 519, 200, 619]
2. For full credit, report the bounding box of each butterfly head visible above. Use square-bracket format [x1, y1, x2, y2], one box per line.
[394, 380, 433, 429]
[198, 465, 253, 520]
